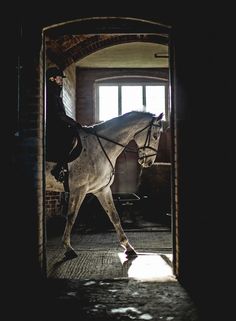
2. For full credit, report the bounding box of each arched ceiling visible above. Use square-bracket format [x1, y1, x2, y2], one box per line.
[76, 42, 168, 68]
[46, 34, 169, 69]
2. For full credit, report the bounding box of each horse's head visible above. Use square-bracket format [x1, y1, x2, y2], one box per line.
[134, 112, 163, 168]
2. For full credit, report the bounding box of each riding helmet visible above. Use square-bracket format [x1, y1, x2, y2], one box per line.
[46, 67, 66, 79]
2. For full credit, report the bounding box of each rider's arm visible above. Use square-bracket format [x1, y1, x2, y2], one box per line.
[58, 112, 82, 129]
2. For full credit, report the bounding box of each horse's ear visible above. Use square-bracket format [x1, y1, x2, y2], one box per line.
[156, 112, 163, 121]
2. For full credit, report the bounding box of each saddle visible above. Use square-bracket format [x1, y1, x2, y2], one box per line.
[46, 129, 83, 187]
[67, 135, 83, 163]
[46, 133, 82, 164]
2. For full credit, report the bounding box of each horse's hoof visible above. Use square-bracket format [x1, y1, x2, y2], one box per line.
[64, 250, 78, 260]
[125, 249, 138, 258]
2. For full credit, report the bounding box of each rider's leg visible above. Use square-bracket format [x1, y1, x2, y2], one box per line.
[51, 127, 76, 182]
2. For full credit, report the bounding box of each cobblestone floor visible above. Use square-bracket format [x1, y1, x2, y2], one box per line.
[40, 277, 200, 321]
[38, 228, 201, 321]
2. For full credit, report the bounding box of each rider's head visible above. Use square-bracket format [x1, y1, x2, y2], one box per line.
[46, 67, 66, 87]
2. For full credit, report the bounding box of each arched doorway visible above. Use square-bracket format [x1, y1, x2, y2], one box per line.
[42, 16, 176, 280]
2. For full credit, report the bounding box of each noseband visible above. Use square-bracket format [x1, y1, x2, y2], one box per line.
[134, 117, 162, 162]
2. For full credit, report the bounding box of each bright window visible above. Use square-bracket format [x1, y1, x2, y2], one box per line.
[122, 86, 143, 114]
[99, 86, 118, 121]
[97, 84, 167, 122]
[146, 86, 165, 116]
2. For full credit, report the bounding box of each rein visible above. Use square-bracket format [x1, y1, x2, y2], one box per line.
[84, 116, 161, 189]
[93, 133, 137, 153]
[87, 116, 161, 157]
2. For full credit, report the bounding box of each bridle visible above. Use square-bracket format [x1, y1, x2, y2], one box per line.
[91, 115, 162, 165]
[134, 117, 162, 162]
[85, 116, 162, 189]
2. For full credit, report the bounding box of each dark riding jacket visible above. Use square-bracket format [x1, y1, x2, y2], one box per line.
[46, 81, 77, 130]
[46, 80, 78, 161]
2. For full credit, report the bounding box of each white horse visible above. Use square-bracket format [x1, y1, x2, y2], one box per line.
[46, 111, 163, 259]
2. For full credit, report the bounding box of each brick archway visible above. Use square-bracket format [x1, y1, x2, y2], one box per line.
[44, 17, 170, 69]
[42, 16, 174, 278]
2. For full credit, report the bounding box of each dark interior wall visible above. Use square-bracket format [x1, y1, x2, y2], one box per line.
[171, 16, 233, 316]
[12, 7, 233, 319]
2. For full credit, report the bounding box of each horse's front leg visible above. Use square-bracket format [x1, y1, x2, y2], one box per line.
[62, 188, 86, 259]
[95, 188, 137, 257]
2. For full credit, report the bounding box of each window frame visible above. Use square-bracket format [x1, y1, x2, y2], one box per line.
[95, 79, 169, 122]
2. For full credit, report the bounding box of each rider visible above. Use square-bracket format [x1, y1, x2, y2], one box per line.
[46, 66, 81, 183]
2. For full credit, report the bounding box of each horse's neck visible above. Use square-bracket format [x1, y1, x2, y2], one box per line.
[98, 115, 144, 143]
[96, 113, 151, 158]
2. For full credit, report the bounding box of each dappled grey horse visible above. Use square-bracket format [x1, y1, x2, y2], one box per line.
[46, 111, 163, 259]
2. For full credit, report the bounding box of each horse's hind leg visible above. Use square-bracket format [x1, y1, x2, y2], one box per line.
[62, 189, 86, 259]
[95, 188, 137, 257]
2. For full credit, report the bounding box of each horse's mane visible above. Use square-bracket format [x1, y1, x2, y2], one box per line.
[82, 111, 155, 132]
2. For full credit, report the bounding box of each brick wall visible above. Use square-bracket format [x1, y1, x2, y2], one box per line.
[13, 25, 46, 283]
[45, 191, 62, 218]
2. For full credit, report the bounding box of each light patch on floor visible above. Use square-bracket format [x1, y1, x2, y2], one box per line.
[118, 252, 175, 281]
